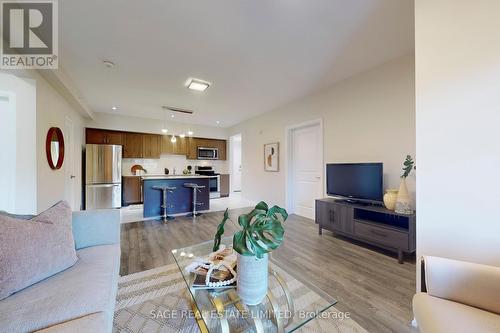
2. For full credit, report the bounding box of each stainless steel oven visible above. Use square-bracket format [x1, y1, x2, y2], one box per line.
[197, 147, 218, 160]
[208, 175, 221, 199]
[195, 166, 220, 198]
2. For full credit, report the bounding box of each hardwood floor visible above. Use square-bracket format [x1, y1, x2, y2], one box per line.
[120, 208, 416, 333]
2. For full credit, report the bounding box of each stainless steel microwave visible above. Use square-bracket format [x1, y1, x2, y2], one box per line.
[197, 147, 218, 160]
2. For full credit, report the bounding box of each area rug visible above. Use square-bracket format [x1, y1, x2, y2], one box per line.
[113, 263, 368, 333]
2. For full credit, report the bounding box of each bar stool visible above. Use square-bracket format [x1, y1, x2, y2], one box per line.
[152, 185, 176, 222]
[184, 183, 205, 217]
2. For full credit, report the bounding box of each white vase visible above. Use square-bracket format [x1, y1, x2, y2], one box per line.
[237, 253, 268, 305]
[395, 178, 412, 214]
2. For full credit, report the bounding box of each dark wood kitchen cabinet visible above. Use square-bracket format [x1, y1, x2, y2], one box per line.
[173, 137, 188, 155]
[122, 176, 142, 205]
[86, 128, 123, 145]
[215, 139, 227, 160]
[186, 137, 227, 160]
[220, 174, 230, 197]
[85, 127, 226, 160]
[123, 133, 160, 158]
[186, 137, 198, 159]
[161, 135, 173, 154]
[123, 133, 143, 158]
[161, 135, 187, 155]
[142, 134, 161, 158]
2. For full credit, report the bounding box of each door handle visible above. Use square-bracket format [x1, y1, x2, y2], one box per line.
[70, 175, 76, 179]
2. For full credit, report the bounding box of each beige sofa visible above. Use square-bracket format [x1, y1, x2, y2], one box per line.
[413, 256, 500, 333]
[0, 209, 120, 333]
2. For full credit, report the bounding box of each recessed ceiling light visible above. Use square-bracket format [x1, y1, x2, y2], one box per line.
[170, 114, 175, 118]
[186, 78, 211, 92]
[216, 120, 220, 125]
[111, 106, 117, 110]
[179, 133, 186, 138]
[161, 128, 168, 133]
[103, 60, 115, 68]
[187, 130, 194, 136]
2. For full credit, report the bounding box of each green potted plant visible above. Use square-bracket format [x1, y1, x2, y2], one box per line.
[395, 155, 415, 214]
[213, 201, 288, 305]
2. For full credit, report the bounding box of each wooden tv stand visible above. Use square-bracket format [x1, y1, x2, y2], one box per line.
[315, 198, 416, 263]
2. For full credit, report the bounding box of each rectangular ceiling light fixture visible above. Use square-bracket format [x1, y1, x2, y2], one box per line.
[186, 78, 211, 92]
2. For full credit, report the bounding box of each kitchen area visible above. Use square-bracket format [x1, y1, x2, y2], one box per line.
[84, 128, 230, 220]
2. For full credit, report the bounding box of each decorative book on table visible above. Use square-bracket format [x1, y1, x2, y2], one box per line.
[186, 246, 238, 290]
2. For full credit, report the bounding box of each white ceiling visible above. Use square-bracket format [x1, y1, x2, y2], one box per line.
[59, 0, 414, 127]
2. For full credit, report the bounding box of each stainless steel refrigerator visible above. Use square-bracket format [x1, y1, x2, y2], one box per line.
[85, 144, 122, 210]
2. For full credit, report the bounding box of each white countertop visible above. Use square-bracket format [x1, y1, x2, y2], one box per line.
[140, 174, 212, 180]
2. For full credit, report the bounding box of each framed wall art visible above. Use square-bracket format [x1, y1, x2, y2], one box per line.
[264, 142, 279, 172]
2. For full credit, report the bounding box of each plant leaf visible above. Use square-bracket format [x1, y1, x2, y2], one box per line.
[238, 214, 251, 228]
[238, 208, 264, 228]
[228, 201, 288, 258]
[233, 230, 253, 256]
[254, 201, 269, 212]
[267, 205, 288, 222]
[213, 208, 229, 252]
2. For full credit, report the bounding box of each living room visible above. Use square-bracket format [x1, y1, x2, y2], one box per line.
[1, 1, 500, 333]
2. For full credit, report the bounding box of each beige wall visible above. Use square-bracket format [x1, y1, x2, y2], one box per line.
[228, 55, 415, 208]
[0, 71, 85, 213]
[35, 71, 86, 212]
[415, 0, 500, 288]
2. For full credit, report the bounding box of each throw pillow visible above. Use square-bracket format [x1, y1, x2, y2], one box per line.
[0, 201, 78, 300]
[0, 211, 35, 220]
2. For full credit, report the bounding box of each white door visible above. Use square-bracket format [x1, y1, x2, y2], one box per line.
[0, 94, 16, 212]
[291, 123, 323, 219]
[231, 134, 242, 192]
[64, 116, 77, 210]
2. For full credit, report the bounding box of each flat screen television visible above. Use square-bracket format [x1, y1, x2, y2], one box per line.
[326, 163, 383, 204]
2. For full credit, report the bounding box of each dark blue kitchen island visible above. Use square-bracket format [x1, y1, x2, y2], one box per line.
[142, 176, 210, 218]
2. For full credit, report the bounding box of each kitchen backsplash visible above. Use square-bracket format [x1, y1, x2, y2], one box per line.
[122, 154, 229, 176]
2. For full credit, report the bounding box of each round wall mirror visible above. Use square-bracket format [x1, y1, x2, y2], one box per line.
[46, 127, 65, 170]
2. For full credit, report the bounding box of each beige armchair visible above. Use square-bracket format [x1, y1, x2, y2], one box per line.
[413, 256, 500, 333]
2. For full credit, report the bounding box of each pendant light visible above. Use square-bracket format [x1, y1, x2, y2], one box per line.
[171, 134, 177, 143]
[161, 109, 168, 134]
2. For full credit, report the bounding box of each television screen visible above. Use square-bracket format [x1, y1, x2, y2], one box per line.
[326, 163, 383, 203]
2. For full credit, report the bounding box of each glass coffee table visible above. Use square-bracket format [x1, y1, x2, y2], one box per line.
[172, 237, 337, 333]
